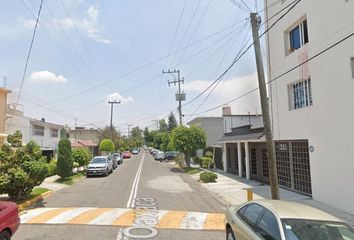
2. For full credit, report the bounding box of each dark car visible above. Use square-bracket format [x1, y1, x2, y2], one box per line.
[0, 201, 20, 240]
[165, 151, 178, 161]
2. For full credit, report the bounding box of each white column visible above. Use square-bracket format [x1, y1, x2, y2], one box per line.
[237, 142, 242, 177]
[222, 142, 227, 172]
[245, 141, 250, 180]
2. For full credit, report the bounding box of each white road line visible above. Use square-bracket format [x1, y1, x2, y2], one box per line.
[89, 208, 130, 225]
[46, 208, 94, 224]
[180, 212, 208, 230]
[20, 208, 58, 223]
[117, 152, 145, 240]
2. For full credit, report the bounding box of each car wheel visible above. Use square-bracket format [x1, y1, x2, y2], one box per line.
[226, 227, 236, 240]
[104, 169, 109, 176]
[0, 230, 11, 240]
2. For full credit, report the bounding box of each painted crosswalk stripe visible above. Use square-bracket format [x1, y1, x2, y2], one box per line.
[20, 208, 225, 231]
[21, 208, 58, 223]
[46, 208, 94, 224]
[89, 208, 130, 225]
[180, 212, 208, 230]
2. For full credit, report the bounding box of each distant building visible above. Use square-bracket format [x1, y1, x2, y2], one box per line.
[0, 87, 11, 144]
[5, 105, 63, 160]
[69, 127, 99, 156]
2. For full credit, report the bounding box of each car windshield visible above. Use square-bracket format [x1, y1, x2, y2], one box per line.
[90, 158, 106, 164]
[282, 219, 354, 240]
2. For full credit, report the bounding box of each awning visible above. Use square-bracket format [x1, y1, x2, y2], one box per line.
[219, 132, 265, 143]
[71, 139, 98, 148]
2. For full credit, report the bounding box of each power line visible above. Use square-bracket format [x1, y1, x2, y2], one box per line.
[194, 29, 354, 115]
[7, 0, 44, 131]
[230, 0, 251, 14]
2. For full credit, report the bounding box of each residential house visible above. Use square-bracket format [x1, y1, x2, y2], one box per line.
[5, 105, 63, 160]
[264, 0, 354, 214]
[0, 87, 11, 144]
[69, 127, 99, 156]
[187, 117, 224, 169]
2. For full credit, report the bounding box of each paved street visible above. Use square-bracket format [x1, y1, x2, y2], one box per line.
[14, 151, 226, 240]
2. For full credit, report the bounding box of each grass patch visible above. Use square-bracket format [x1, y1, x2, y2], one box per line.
[55, 171, 85, 185]
[16, 187, 50, 204]
[182, 167, 202, 174]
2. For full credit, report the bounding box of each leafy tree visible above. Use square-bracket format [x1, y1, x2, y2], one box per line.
[99, 139, 115, 153]
[72, 148, 91, 166]
[130, 126, 144, 147]
[171, 126, 206, 167]
[159, 132, 170, 152]
[168, 112, 178, 132]
[143, 127, 153, 146]
[57, 138, 73, 178]
[0, 132, 48, 200]
[159, 119, 168, 132]
[99, 126, 121, 150]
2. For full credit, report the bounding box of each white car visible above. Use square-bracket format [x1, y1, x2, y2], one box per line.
[86, 156, 113, 177]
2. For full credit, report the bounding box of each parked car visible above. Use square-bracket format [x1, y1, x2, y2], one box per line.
[132, 148, 139, 154]
[225, 199, 354, 240]
[86, 156, 113, 177]
[122, 151, 132, 159]
[112, 153, 123, 164]
[0, 201, 20, 240]
[154, 151, 165, 161]
[151, 149, 158, 156]
[165, 151, 178, 161]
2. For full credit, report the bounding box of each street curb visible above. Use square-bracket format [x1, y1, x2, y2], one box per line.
[18, 190, 53, 212]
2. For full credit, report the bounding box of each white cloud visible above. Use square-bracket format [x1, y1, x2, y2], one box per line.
[28, 71, 67, 83]
[184, 74, 262, 114]
[20, 19, 36, 29]
[106, 92, 134, 104]
[56, 5, 110, 44]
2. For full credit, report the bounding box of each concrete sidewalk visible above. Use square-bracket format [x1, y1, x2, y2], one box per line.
[190, 168, 354, 226]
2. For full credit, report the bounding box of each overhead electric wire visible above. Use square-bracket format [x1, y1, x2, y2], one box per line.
[170, 0, 202, 67]
[194, 29, 354, 115]
[7, 0, 43, 131]
[230, 0, 251, 14]
[28, 20, 244, 109]
[175, 0, 213, 65]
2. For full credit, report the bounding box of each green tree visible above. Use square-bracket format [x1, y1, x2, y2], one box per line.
[159, 119, 168, 132]
[99, 139, 115, 153]
[0, 132, 48, 200]
[130, 126, 143, 147]
[143, 127, 153, 146]
[99, 126, 121, 150]
[171, 126, 206, 167]
[168, 112, 178, 132]
[57, 138, 73, 179]
[72, 148, 91, 166]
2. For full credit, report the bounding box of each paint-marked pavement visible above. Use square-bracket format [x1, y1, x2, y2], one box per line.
[20, 207, 225, 231]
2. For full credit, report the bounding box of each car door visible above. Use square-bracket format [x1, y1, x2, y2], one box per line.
[233, 203, 265, 240]
[255, 209, 282, 240]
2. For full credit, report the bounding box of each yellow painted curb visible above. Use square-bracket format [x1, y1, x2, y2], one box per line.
[18, 190, 53, 212]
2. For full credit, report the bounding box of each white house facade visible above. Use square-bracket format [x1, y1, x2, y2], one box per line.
[265, 0, 354, 214]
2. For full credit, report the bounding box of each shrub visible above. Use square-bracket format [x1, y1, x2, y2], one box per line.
[99, 139, 115, 153]
[0, 133, 48, 200]
[57, 138, 73, 179]
[72, 148, 91, 167]
[192, 156, 201, 164]
[73, 162, 79, 168]
[201, 157, 214, 169]
[205, 151, 213, 158]
[47, 160, 57, 177]
[200, 172, 218, 183]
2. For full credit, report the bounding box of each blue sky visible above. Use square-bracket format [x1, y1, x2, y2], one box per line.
[0, 0, 264, 134]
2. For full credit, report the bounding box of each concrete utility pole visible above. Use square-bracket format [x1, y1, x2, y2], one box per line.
[108, 100, 121, 140]
[127, 124, 132, 138]
[163, 69, 185, 126]
[250, 12, 280, 200]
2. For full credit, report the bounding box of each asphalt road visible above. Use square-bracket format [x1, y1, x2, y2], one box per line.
[14, 151, 227, 240]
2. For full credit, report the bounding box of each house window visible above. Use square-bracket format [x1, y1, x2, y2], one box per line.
[33, 125, 44, 136]
[351, 57, 354, 78]
[289, 20, 308, 52]
[51, 128, 58, 138]
[289, 78, 313, 110]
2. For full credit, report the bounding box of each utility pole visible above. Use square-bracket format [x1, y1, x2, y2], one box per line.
[163, 69, 185, 126]
[108, 100, 121, 140]
[250, 12, 280, 200]
[127, 124, 132, 137]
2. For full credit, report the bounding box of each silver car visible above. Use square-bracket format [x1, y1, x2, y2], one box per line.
[154, 151, 165, 161]
[86, 156, 113, 177]
[225, 200, 354, 240]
